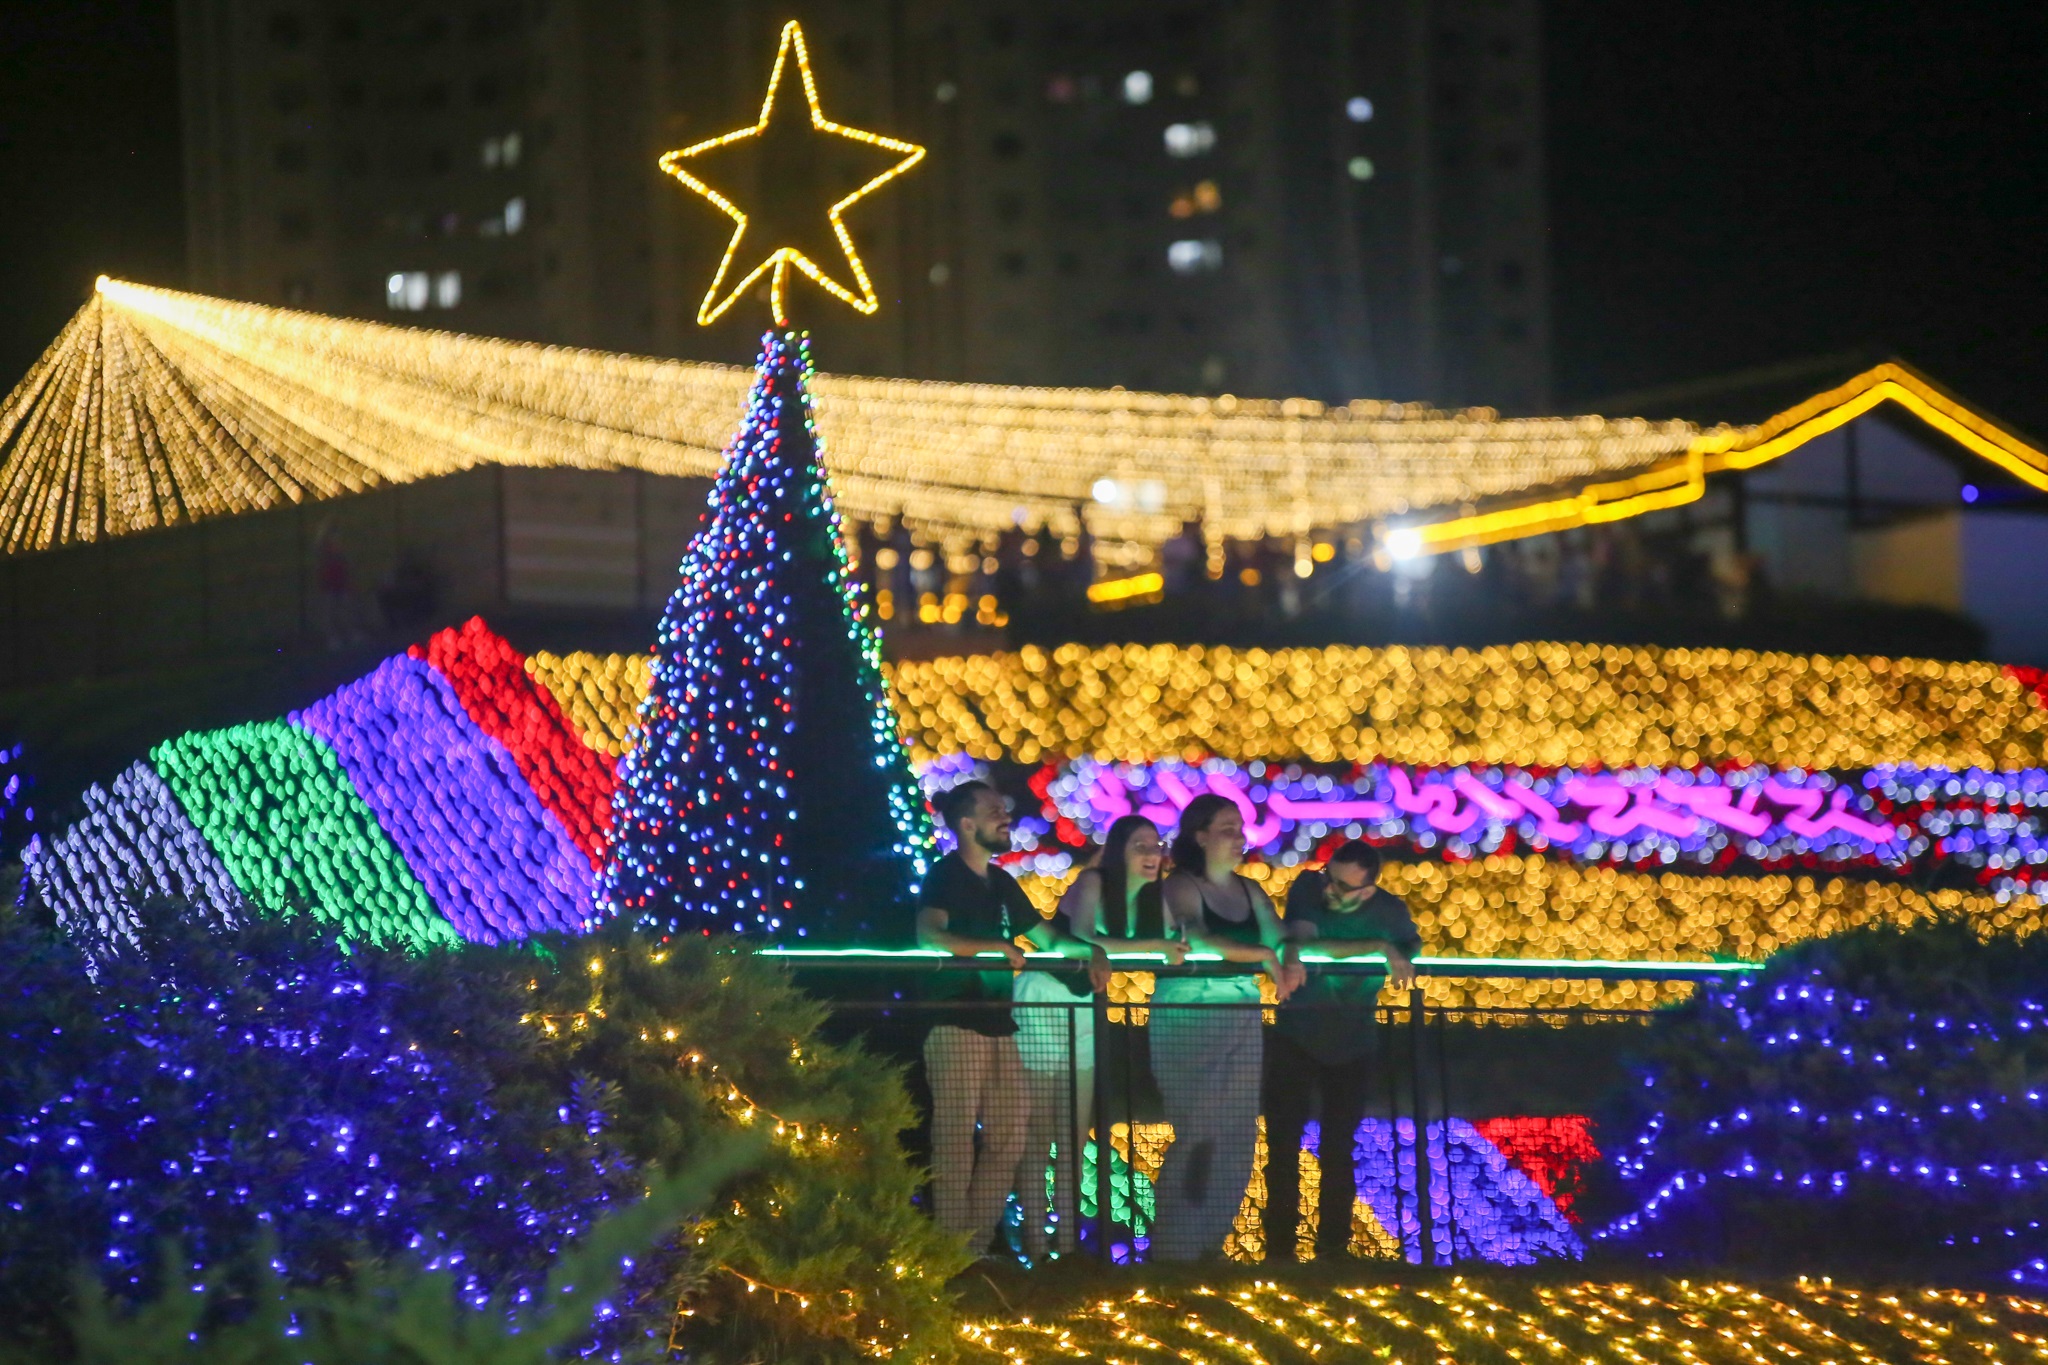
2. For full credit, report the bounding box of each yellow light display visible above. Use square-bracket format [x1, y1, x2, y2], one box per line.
[657, 20, 925, 327]
[961, 1279, 2048, 1365]
[524, 640, 2046, 1008]
[1403, 362, 2048, 557]
[3, 291, 2035, 563]
[525, 649, 651, 758]
[2, 281, 1708, 560]
[1085, 571, 1164, 605]
[886, 642, 2048, 771]
[534, 640, 2048, 774]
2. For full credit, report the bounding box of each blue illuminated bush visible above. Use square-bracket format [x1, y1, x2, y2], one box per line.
[1600, 918, 2048, 1284]
[0, 904, 639, 1352]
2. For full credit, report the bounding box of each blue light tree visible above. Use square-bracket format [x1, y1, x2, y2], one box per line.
[599, 331, 932, 939]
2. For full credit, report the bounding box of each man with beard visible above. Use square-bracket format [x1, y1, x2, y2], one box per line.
[917, 780, 1109, 1257]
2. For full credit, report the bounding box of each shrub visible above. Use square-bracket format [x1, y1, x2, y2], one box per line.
[1599, 918, 2048, 1285]
[525, 925, 972, 1362]
[0, 906, 637, 1356]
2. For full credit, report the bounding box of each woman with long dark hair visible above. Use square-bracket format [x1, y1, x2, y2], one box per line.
[1149, 792, 1299, 1261]
[1010, 815, 1185, 1260]
[1060, 814, 1186, 957]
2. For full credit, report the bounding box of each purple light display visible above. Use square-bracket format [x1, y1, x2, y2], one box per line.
[1050, 758, 1904, 870]
[294, 656, 597, 943]
[1334, 1117, 1583, 1265]
[24, 761, 242, 947]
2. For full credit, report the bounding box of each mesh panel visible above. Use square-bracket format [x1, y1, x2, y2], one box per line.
[812, 971, 1642, 1267]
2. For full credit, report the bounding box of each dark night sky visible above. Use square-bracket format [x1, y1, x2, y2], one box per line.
[1, 1, 2042, 431]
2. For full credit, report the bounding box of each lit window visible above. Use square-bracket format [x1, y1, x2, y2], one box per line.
[503, 196, 525, 234]
[1166, 239, 1223, 274]
[434, 271, 462, 308]
[386, 271, 430, 311]
[1122, 70, 1153, 104]
[1170, 179, 1223, 217]
[1163, 121, 1216, 158]
[1346, 95, 1375, 122]
[1347, 156, 1376, 181]
[480, 132, 521, 168]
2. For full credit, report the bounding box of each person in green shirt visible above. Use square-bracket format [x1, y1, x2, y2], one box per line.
[1265, 839, 1420, 1261]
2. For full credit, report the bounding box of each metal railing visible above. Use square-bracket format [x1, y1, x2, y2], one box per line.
[766, 951, 1750, 1267]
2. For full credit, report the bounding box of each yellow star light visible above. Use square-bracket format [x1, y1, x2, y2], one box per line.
[658, 20, 925, 328]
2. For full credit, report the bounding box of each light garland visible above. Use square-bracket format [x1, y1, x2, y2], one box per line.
[960, 1277, 2048, 1365]
[148, 720, 457, 951]
[547, 641, 2048, 774]
[1602, 951, 2048, 1285]
[657, 20, 925, 327]
[8, 289, 2041, 568]
[1404, 362, 2048, 557]
[525, 649, 651, 759]
[295, 655, 597, 943]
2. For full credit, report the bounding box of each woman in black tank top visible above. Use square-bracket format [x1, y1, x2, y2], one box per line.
[1148, 793, 1299, 1261]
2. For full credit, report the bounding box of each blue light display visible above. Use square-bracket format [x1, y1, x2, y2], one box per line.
[0, 914, 636, 1340]
[1598, 926, 2048, 1286]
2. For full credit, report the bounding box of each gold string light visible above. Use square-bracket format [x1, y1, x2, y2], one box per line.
[885, 641, 2048, 771]
[957, 1277, 2048, 1364]
[4, 280, 1708, 561]
[532, 640, 2048, 773]
[526, 640, 2047, 1008]
[4, 289, 2033, 565]
[658, 20, 925, 327]
[1405, 363, 2048, 557]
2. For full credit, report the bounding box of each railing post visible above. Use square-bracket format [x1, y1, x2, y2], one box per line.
[1408, 985, 1435, 1266]
[1092, 984, 1115, 1262]
[1065, 996, 1080, 1261]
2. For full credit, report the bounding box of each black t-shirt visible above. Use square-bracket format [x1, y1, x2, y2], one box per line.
[1277, 870, 1423, 1064]
[921, 851, 1035, 1036]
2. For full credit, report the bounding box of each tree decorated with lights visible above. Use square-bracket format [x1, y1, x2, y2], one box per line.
[601, 332, 930, 938]
[600, 19, 933, 940]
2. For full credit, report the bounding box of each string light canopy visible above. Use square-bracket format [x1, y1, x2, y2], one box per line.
[3, 283, 2033, 565]
[658, 19, 925, 327]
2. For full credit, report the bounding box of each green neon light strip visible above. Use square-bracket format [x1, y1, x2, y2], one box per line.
[756, 947, 1761, 977]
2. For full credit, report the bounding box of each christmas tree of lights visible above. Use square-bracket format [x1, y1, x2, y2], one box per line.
[599, 331, 932, 939]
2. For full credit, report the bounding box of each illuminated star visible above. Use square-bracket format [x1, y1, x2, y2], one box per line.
[659, 20, 925, 327]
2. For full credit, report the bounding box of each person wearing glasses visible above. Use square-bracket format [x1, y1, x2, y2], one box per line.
[1263, 839, 1420, 1261]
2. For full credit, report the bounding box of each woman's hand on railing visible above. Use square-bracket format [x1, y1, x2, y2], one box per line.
[1086, 943, 1113, 992]
[1159, 940, 1188, 967]
[1264, 948, 1302, 1001]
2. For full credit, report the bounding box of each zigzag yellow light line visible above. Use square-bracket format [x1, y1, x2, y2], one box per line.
[1406, 363, 2048, 556]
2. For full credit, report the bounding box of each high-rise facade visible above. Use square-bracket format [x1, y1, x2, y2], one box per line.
[179, 0, 1549, 410]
